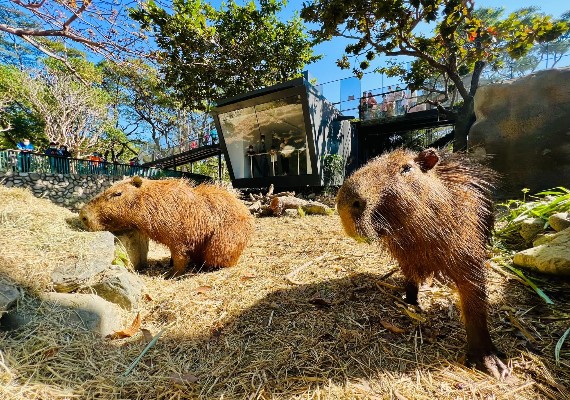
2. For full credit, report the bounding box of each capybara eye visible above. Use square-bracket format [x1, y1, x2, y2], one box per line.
[81, 216, 87, 222]
[112, 191, 122, 197]
[400, 164, 412, 174]
[352, 200, 363, 210]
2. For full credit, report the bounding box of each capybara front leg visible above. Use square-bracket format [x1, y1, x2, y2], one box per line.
[404, 278, 419, 306]
[457, 280, 510, 379]
[168, 252, 189, 278]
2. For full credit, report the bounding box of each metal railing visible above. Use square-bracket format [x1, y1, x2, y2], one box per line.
[0, 149, 200, 180]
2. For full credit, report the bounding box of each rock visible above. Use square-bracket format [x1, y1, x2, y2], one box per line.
[548, 212, 570, 232]
[114, 230, 149, 271]
[88, 266, 145, 310]
[41, 293, 124, 336]
[1, 293, 123, 336]
[519, 218, 545, 242]
[533, 232, 558, 247]
[0, 282, 21, 315]
[51, 231, 116, 292]
[469, 68, 570, 197]
[513, 227, 570, 276]
[284, 209, 300, 218]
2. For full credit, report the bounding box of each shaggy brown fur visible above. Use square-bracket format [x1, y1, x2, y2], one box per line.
[80, 177, 255, 276]
[336, 148, 510, 379]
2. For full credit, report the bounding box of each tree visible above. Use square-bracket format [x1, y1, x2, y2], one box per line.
[0, 65, 45, 149]
[130, 0, 319, 110]
[301, 0, 569, 150]
[478, 7, 570, 80]
[0, 0, 152, 77]
[19, 70, 110, 155]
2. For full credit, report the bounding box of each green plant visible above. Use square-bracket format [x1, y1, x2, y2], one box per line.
[322, 153, 345, 186]
[495, 187, 570, 248]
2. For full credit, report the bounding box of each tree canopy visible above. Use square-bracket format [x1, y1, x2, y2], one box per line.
[130, 0, 320, 110]
[301, 0, 569, 149]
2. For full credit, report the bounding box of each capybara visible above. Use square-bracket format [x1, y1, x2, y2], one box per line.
[80, 176, 254, 277]
[336, 148, 510, 379]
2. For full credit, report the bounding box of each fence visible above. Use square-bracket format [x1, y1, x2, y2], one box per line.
[0, 150, 201, 180]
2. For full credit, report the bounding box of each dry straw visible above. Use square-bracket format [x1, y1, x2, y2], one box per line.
[0, 186, 568, 399]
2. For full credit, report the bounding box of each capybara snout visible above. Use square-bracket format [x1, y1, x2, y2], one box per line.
[80, 176, 254, 277]
[337, 148, 510, 379]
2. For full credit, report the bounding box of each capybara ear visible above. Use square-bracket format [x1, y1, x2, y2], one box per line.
[131, 176, 143, 188]
[414, 148, 439, 172]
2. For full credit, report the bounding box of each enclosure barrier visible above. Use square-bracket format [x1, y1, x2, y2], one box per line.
[0, 150, 202, 180]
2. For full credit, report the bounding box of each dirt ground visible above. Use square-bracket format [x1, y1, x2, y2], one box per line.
[0, 187, 569, 399]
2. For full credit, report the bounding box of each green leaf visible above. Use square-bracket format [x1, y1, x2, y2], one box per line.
[555, 327, 570, 365]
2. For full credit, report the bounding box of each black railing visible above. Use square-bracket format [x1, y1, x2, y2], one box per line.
[0, 150, 203, 180]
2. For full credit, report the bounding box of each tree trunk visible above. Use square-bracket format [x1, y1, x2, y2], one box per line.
[453, 95, 475, 152]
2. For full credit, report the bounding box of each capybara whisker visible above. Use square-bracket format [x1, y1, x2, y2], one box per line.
[336, 147, 510, 379]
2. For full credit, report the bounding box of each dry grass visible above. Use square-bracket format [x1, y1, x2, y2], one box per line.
[0, 185, 569, 399]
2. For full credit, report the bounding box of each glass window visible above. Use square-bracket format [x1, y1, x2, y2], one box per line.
[218, 95, 311, 179]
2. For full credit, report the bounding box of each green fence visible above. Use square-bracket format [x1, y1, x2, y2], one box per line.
[0, 150, 211, 182]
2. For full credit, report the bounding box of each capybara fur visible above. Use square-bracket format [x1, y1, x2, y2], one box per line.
[336, 148, 510, 379]
[80, 177, 254, 276]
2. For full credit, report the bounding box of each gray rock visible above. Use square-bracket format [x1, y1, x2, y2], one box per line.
[40, 293, 123, 336]
[513, 227, 570, 276]
[0, 282, 21, 314]
[519, 218, 545, 242]
[89, 266, 145, 310]
[51, 231, 116, 292]
[548, 212, 570, 232]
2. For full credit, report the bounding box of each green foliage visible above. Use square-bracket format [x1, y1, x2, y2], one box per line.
[130, 0, 319, 110]
[0, 65, 46, 148]
[494, 187, 570, 249]
[191, 156, 230, 182]
[322, 153, 345, 186]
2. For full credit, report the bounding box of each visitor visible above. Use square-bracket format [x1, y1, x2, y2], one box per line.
[16, 138, 34, 172]
[89, 152, 102, 174]
[58, 145, 72, 174]
[44, 142, 60, 173]
[279, 139, 295, 175]
[385, 86, 395, 117]
[246, 145, 260, 178]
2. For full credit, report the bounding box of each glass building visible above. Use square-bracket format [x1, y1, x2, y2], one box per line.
[212, 77, 353, 188]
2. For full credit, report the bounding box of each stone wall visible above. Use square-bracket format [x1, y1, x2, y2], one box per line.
[0, 172, 127, 211]
[469, 68, 570, 196]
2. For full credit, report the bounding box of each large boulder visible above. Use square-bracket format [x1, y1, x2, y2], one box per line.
[513, 227, 570, 276]
[469, 68, 570, 197]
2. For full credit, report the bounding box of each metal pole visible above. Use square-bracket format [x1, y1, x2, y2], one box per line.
[218, 153, 222, 181]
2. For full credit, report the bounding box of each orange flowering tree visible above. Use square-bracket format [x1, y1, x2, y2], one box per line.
[301, 0, 568, 150]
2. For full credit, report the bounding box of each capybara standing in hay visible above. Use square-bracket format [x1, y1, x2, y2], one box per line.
[80, 176, 254, 277]
[336, 148, 510, 379]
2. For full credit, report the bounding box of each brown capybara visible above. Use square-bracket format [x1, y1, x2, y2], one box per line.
[80, 176, 254, 277]
[336, 148, 510, 379]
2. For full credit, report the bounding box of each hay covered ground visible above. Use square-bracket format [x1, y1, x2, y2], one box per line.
[0, 185, 569, 399]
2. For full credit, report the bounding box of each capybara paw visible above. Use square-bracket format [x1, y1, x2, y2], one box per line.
[467, 352, 511, 380]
